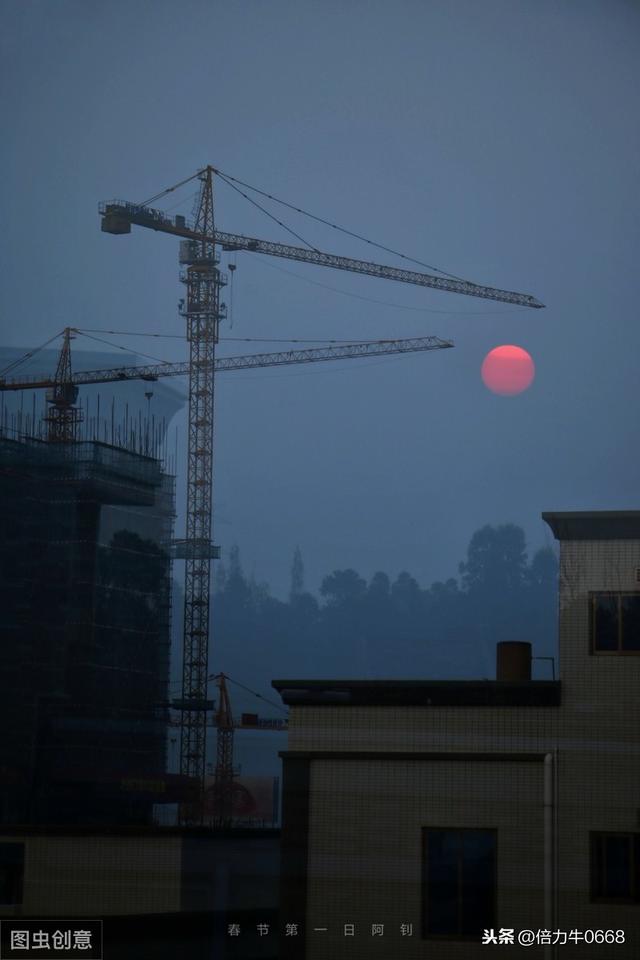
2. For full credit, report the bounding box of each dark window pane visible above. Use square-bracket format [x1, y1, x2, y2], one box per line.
[425, 829, 496, 937]
[593, 595, 618, 651]
[426, 831, 459, 934]
[0, 843, 24, 905]
[604, 836, 631, 898]
[461, 832, 496, 935]
[621, 595, 640, 651]
[591, 835, 604, 898]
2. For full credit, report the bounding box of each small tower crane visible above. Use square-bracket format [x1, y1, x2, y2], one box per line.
[212, 672, 234, 827]
[42, 327, 82, 442]
[167, 671, 288, 827]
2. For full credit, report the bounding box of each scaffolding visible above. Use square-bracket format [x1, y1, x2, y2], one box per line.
[0, 433, 176, 826]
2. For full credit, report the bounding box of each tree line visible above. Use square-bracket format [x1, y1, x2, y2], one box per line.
[201, 524, 558, 687]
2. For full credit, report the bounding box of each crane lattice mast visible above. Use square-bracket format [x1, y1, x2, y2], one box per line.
[42, 327, 81, 442]
[174, 168, 223, 788]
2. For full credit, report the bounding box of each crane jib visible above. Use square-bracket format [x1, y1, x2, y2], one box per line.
[215, 230, 545, 309]
[99, 201, 544, 308]
[0, 338, 454, 392]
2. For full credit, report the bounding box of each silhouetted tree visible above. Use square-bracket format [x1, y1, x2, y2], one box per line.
[206, 526, 557, 687]
[527, 547, 557, 589]
[459, 524, 528, 594]
[368, 571, 391, 601]
[391, 571, 422, 618]
[213, 559, 227, 594]
[459, 525, 537, 666]
[224, 545, 251, 608]
[320, 569, 366, 607]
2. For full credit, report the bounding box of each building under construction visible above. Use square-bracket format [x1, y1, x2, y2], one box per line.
[0, 431, 177, 826]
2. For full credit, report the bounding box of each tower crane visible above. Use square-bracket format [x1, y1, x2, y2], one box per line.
[96, 165, 543, 805]
[167, 672, 288, 827]
[206, 671, 290, 828]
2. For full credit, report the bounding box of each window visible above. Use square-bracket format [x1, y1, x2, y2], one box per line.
[591, 833, 640, 902]
[423, 828, 496, 937]
[591, 593, 640, 654]
[0, 843, 24, 905]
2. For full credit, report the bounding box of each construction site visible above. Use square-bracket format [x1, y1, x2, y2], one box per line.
[0, 165, 547, 958]
[5, 0, 640, 954]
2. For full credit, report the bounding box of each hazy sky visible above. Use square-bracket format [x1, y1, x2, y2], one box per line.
[2, 0, 639, 609]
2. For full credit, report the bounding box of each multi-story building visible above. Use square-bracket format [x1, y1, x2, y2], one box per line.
[0, 434, 177, 827]
[274, 511, 640, 958]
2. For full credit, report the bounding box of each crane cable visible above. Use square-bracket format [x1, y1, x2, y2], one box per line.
[75, 330, 172, 366]
[166, 673, 289, 717]
[128, 163, 464, 281]
[216, 172, 321, 253]
[0, 331, 66, 378]
[78, 328, 388, 344]
[219, 673, 289, 717]
[247, 251, 523, 315]
[138, 169, 203, 208]
[131, 166, 525, 313]
[213, 166, 468, 282]
[74, 330, 396, 375]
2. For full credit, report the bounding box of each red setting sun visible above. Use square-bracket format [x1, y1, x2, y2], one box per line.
[481, 345, 535, 396]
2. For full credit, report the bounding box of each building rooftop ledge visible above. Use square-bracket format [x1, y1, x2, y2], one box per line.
[543, 510, 640, 540]
[0, 824, 281, 838]
[272, 679, 561, 707]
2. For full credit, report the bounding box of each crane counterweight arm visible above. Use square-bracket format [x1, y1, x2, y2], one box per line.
[99, 201, 544, 309]
[0, 337, 453, 392]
